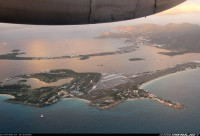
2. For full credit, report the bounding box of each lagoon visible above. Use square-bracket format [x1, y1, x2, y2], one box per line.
[0, 69, 200, 133]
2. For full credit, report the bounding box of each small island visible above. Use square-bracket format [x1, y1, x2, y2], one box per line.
[0, 49, 33, 60]
[1, 62, 200, 110]
[129, 58, 145, 61]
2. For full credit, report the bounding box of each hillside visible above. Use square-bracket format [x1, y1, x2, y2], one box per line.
[98, 23, 200, 56]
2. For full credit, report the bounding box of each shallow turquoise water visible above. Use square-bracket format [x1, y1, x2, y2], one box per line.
[0, 69, 200, 133]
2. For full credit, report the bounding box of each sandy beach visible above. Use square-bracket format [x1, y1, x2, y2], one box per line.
[139, 68, 200, 89]
[0, 94, 15, 99]
[63, 98, 90, 103]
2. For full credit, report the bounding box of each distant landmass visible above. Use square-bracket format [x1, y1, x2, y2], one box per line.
[2, 62, 200, 110]
[97, 23, 200, 56]
[0, 45, 136, 61]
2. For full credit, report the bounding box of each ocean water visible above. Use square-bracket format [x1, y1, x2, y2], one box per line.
[0, 69, 200, 134]
[1, 2, 200, 133]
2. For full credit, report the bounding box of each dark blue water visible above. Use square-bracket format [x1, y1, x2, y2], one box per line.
[0, 69, 200, 134]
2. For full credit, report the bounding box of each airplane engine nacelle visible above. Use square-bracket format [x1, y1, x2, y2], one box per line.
[0, 0, 186, 25]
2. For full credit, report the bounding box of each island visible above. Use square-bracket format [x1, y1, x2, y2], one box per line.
[129, 58, 145, 61]
[0, 45, 136, 61]
[0, 50, 33, 60]
[1, 62, 200, 110]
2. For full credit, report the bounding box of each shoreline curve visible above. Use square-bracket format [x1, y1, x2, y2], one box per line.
[139, 68, 200, 89]
[0, 94, 15, 99]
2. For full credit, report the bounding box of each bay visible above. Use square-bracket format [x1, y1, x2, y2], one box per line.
[0, 69, 200, 133]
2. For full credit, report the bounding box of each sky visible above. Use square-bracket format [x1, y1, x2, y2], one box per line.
[159, 0, 200, 15]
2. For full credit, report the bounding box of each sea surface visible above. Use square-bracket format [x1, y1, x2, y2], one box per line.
[3, 78, 73, 89]
[1, 2, 200, 133]
[0, 69, 200, 134]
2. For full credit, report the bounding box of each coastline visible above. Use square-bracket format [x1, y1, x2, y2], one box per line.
[63, 98, 90, 103]
[0, 94, 15, 99]
[62, 66, 200, 110]
[127, 98, 150, 101]
[1, 62, 199, 110]
[139, 68, 200, 89]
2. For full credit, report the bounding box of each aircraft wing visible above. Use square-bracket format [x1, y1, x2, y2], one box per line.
[0, 0, 186, 25]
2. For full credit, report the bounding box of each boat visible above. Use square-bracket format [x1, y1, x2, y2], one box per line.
[40, 114, 44, 118]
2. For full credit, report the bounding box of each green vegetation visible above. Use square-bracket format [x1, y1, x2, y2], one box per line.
[0, 84, 31, 100]
[19, 69, 101, 84]
[0, 84, 30, 91]
[80, 56, 90, 60]
[1, 62, 192, 109]
[129, 58, 145, 61]
[12, 49, 21, 53]
[10, 86, 60, 105]
[0, 69, 101, 106]
[0, 52, 33, 60]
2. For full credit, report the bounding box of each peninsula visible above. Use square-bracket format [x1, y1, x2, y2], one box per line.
[98, 23, 200, 56]
[0, 45, 136, 61]
[1, 62, 200, 110]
